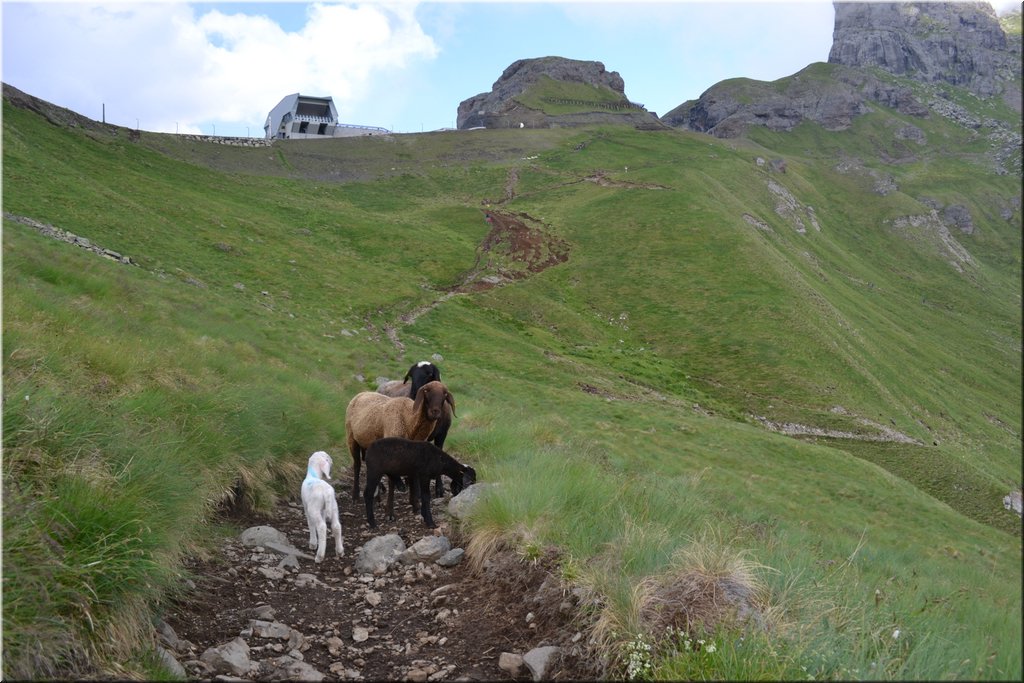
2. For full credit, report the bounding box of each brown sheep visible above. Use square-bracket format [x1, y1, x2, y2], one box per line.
[345, 380, 456, 500]
[376, 361, 454, 497]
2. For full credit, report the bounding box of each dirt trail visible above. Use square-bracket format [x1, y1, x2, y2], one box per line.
[165, 468, 598, 681]
[381, 207, 570, 353]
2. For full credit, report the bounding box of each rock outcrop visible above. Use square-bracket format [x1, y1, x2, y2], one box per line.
[456, 56, 665, 130]
[661, 63, 929, 137]
[662, 2, 1022, 138]
[828, 1, 1020, 99]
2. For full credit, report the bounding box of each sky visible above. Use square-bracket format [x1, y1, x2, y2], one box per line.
[1, 1, 1019, 137]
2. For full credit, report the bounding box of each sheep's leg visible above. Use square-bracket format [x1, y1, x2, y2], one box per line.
[418, 477, 436, 528]
[408, 475, 418, 512]
[364, 474, 381, 528]
[306, 511, 318, 551]
[314, 514, 327, 563]
[329, 499, 344, 557]
[430, 423, 451, 498]
[350, 443, 363, 500]
[385, 475, 398, 521]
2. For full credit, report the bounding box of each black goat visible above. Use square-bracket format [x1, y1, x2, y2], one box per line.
[377, 361, 454, 498]
[363, 437, 476, 529]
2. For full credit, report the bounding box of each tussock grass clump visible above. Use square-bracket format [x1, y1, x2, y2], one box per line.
[587, 527, 787, 679]
[635, 532, 772, 638]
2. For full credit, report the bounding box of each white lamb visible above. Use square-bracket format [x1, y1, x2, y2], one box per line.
[301, 451, 344, 563]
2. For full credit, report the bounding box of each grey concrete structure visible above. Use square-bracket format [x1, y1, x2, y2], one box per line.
[264, 93, 389, 140]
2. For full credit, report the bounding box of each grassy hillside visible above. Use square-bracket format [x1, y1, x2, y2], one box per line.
[2, 78, 1021, 682]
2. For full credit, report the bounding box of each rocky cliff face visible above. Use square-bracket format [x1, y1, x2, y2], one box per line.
[828, 1, 1017, 98]
[456, 56, 663, 130]
[660, 65, 929, 137]
[662, 1, 1022, 138]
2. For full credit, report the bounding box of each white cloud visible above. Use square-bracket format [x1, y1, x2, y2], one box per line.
[2, 2, 438, 134]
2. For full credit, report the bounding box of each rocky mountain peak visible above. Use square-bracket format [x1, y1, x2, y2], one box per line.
[661, 1, 1021, 138]
[828, 1, 1018, 97]
[456, 56, 661, 130]
[496, 57, 626, 96]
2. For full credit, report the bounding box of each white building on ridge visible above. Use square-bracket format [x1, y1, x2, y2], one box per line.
[264, 93, 389, 140]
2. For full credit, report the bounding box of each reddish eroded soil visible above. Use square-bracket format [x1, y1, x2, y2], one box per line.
[450, 210, 570, 294]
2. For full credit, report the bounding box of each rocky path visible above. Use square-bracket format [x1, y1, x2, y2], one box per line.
[160, 471, 597, 682]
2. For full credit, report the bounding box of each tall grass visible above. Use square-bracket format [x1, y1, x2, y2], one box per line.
[3, 82, 1020, 680]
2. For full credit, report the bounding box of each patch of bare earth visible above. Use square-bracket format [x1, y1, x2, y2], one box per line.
[164, 467, 599, 681]
[449, 210, 570, 295]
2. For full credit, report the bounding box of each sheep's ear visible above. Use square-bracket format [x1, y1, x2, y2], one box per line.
[404, 362, 420, 383]
[445, 390, 456, 417]
[413, 386, 426, 415]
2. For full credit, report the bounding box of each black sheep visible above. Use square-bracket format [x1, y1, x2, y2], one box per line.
[376, 361, 441, 399]
[363, 437, 476, 529]
[377, 361, 454, 498]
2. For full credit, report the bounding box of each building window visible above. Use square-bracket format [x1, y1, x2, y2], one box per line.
[299, 121, 309, 134]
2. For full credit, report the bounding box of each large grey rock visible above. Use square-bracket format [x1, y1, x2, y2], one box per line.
[156, 646, 186, 678]
[258, 566, 285, 580]
[399, 536, 451, 565]
[154, 618, 183, 652]
[249, 620, 292, 639]
[448, 482, 496, 520]
[1004, 490, 1023, 516]
[264, 655, 325, 682]
[354, 534, 406, 575]
[200, 637, 251, 677]
[240, 604, 276, 621]
[239, 526, 289, 547]
[436, 548, 465, 567]
[523, 645, 561, 682]
[263, 541, 313, 560]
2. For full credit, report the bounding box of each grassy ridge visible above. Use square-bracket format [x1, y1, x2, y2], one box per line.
[3, 80, 1021, 682]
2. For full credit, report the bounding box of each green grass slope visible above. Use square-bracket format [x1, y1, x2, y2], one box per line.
[2, 81, 1021, 681]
